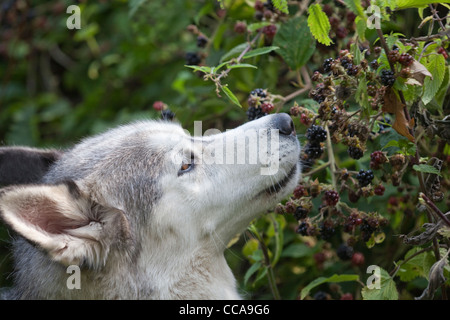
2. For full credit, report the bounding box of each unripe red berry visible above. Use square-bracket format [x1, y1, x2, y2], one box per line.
[374, 184, 385, 196]
[153, 101, 165, 111]
[351, 252, 365, 266]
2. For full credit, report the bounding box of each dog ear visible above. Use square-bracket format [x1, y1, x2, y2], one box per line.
[0, 147, 63, 186]
[0, 181, 131, 269]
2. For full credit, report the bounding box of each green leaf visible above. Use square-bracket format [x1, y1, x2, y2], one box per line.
[422, 54, 446, 105]
[300, 274, 360, 299]
[395, 0, 450, 10]
[273, 16, 316, 70]
[307, 4, 333, 46]
[281, 243, 316, 258]
[413, 164, 442, 176]
[343, 0, 367, 18]
[362, 268, 398, 300]
[271, 0, 289, 14]
[244, 262, 261, 285]
[184, 65, 212, 74]
[396, 248, 427, 282]
[221, 85, 242, 108]
[242, 46, 279, 59]
[220, 43, 248, 62]
[247, 22, 273, 33]
[355, 16, 367, 41]
[226, 63, 258, 70]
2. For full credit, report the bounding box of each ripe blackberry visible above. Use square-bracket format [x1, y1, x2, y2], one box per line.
[340, 56, 352, 69]
[250, 88, 267, 98]
[313, 291, 328, 300]
[319, 221, 335, 240]
[196, 35, 208, 48]
[263, 0, 275, 11]
[360, 219, 376, 242]
[336, 244, 354, 260]
[161, 109, 175, 121]
[185, 52, 201, 65]
[380, 69, 395, 87]
[296, 221, 309, 236]
[356, 169, 374, 187]
[398, 52, 413, 66]
[306, 125, 327, 143]
[246, 106, 267, 121]
[323, 190, 339, 206]
[323, 58, 334, 73]
[347, 146, 364, 159]
[294, 206, 309, 220]
[346, 64, 359, 76]
[305, 142, 324, 159]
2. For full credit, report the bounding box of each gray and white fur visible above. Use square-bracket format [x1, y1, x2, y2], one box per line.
[0, 113, 300, 299]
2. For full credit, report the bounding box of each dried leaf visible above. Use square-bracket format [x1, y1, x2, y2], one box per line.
[409, 60, 432, 85]
[382, 88, 415, 142]
[399, 222, 441, 245]
[415, 249, 449, 300]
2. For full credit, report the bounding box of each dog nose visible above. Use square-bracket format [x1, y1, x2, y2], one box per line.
[273, 113, 295, 136]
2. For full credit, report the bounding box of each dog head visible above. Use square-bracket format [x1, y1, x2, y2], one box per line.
[0, 114, 300, 297]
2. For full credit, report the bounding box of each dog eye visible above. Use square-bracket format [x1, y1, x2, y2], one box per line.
[178, 153, 195, 176]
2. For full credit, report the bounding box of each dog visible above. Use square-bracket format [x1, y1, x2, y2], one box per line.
[0, 113, 301, 299]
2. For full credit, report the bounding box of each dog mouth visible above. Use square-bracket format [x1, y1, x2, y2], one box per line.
[257, 164, 298, 197]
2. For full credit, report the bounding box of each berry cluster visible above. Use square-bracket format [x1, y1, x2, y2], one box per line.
[356, 169, 374, 187]
[246, 88, 274, 121]
[301, 124, 327, 169]
[380, 70, 395, 87]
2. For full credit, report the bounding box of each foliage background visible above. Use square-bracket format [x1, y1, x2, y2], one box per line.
[0, 0, 449, 299]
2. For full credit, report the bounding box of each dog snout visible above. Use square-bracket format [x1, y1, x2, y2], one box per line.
[272, 113, 295, 136]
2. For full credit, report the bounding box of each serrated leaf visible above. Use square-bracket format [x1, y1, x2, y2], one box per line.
[273, 16, 315, 70]
[396, 248, 427, 282]
[395, 0, 450, 10]
[422, 54, 446, 105]
[355, 16, 367, 41]
[362, 268, 398, 300]
[242, 46, 279, 59]
[344, 0, 366, 18]
[307, 4, 333, 46]
[271, 0, 289, 14]
[413, 164, 442, 176]
[300, 274, 360, 299]
[221, 86, 242, 108]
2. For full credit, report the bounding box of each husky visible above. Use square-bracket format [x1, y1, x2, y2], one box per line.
[0, 113, 300, 299]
